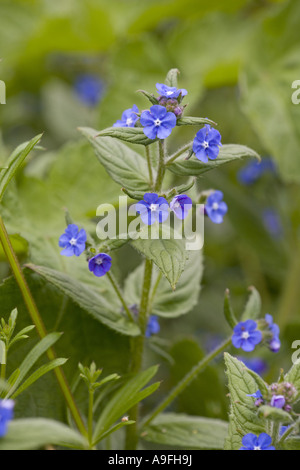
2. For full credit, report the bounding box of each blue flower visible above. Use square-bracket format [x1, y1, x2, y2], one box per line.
[113, 104, 139, 128]
[238, 357, 268, 375]
[88, 253, 112, 277]
[238, 158, 276, 185]
[232, 320, 262, 352]
[262, 209, 283, 239]
[192, 125, 222, 163]
[136, 193, 169, 225]
[74, 75, 104, 107]
[146, 315, 160, 338]
[170, 195, 192, 220]
[265, 314, 281, 353]
[240, 433, 275, 450]
[0, 400, 14, 437]
[205, 191, 228, 224]
[156, 83, 188, 99]
[270, 395, 285, 409]
[59, 224, 87, 257]
[247, 390, 263, 399]
[140, 105, 176, 140]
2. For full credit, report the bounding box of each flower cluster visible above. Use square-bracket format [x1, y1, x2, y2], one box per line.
[0, 399, 14, 437]
[231, 314, 281, 353]
[247, 382, 297, 413]
[136, 193, 192, 225]
[240, 433, 275, 451]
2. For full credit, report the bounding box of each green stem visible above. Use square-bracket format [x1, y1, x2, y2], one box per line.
[88, 388, 94, 447]
[145, 145, 153, 188]
[0, 215, 87, 439]
[154, 140, 166, 192]
[1, 363, 5, 381]
[166, 142, 192, 166]
[107, 272, 134, 322]
[125, 258, 153, 450]
[142, 336, 232, 427]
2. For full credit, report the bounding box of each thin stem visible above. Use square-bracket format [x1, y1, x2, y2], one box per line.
[106, 272, 134, 322]
[88, 388, 94, 447]
[145, 145, 153, 188]
[148, 271, 162, 314]
[125, 258, 153, 450]
[1, 363, 5, 381]
[0, 215, 87, 438]
[166, 142, 192, 166]
[154, 140, 166, 192]
[142, 336, 232, 427]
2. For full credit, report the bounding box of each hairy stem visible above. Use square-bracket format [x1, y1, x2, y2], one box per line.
[107, 271, 134, 322]
[142, 336, 232, 427]
[0, 215, 87, 438]
[154, 140, 166, 192]
[145, 145, 153, 188]
[166, 142, 192, 166]
[125, 258, 153, 450]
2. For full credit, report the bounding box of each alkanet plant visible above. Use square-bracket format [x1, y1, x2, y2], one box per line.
[0, 68, 299, 450]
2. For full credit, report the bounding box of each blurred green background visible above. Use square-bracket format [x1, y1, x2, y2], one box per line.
[0, 0, 300, 434]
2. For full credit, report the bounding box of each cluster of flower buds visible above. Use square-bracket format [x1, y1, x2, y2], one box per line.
[248, 381, 297, 413]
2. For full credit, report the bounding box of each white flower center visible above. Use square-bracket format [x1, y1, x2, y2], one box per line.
[241, 331, 250, 340]
[126, 117, 133, 126]
[212, 202, 219, 211]
[174, 202, 181, 209]
[154, 119, 161, 126]
[150, 203, 159, 212]
[202, 141, 209, 149]
[69, 237, 77, 246]
[253, 446, 261, 450]
[166, 90, 173, 96]
[95, 257, 103, 265]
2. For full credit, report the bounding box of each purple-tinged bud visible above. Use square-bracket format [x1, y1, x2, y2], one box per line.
[255, 398, 264, 407]
[284, 405, 292, 412]
[270, 394, 285, 409]
[173, 106, 183, 117]
[271, 383, 278, 392]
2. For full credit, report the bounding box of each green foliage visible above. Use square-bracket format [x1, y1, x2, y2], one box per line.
[241, 287, 262, 321]
[142, 413, 228, 450]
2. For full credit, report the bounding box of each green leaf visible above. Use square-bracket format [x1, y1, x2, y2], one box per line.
[0, 134, 42, 202]
[125, 251, 203, 317]
[0, 418, 86, 450]
[93, 365, 159, 441]
[165, 68, 179, 88]
[12, 358, 68, 399]
[93, 420, 135, 446]
[78, 127, 151, 192]
[224, 353, 268, 450]
[282, 438, 300, 451]
[284, 361, 300, 402]
[241, 286, 261, 321]
[176, 116, 216, 126]
[142, 413, 228, 450]
[224, 289, 238, 328]
[167, 144, 260, 177]
[96, 126, 155, 146]
[6, 332, 62, 398]
[26, 264, 140, 337]
[257, 405, 293, 424]
[131, 224, 187, 290]
[137, 89, 159, 105]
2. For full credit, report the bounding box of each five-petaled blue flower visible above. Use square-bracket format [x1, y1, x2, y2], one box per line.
[0, 400, 14, 437]
[156, 83, 188, 99]
[265, 314, 281, 353]
[136, 193, 169, 225]
[205, 191, 228, 224]
[146, 315, 160, 338]
[270, 395, 285, 409]
[74, 75, 104, 107]
[140, 105, 176, 140]
[240, 433, 275, 451]
[113, 104, 139, 128]
[59, 224, 87, 257]
[192, 125, 222, 163]
[170, 195, 192, 220]
[88, 253, 112, 277]
[232, 320, 262, 352]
